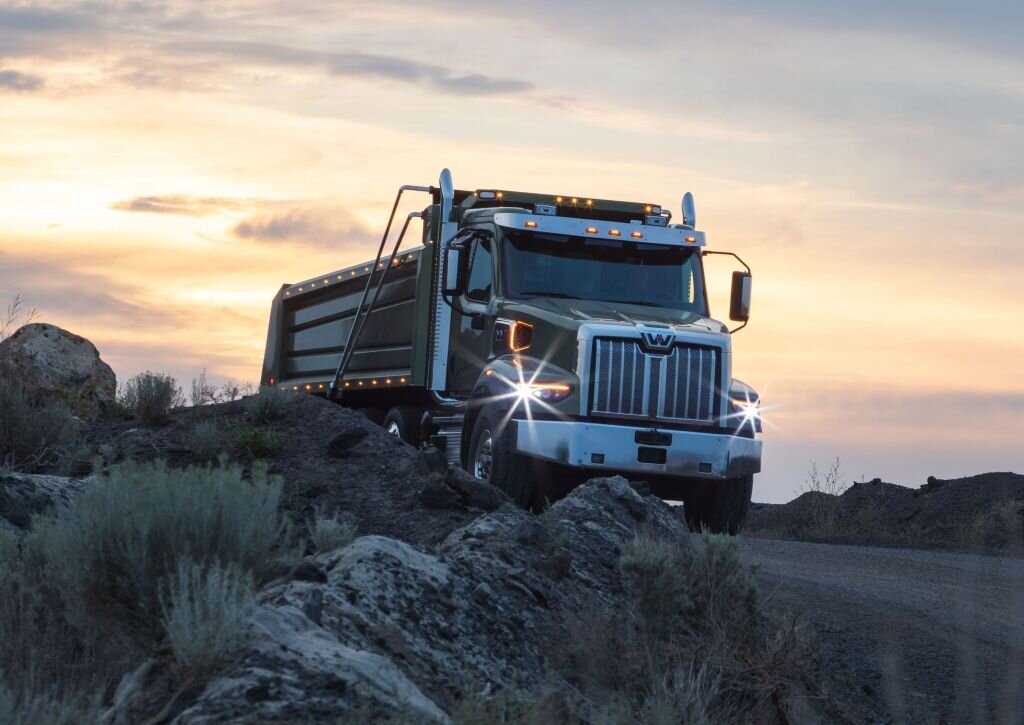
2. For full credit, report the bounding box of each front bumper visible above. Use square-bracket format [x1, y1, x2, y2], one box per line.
[512, 419, 761, 480]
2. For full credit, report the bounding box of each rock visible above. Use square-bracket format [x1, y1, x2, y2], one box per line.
[416, 447, 449, 475]
[417, 474, 463, 510]
[117, 477, 688, 723]
[0, 472, 91, 533]
[302, 589, 323, 626]
[444, 467, 508, 511]
[0, 323, 116, 420]
[325, 426, 368, 459]
[289, 559, 328, 583]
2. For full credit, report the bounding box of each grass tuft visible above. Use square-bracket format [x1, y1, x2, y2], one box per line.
[237, 427, 283, 459]
[308, 504, 358, 553]
[160, 559, 254, 675]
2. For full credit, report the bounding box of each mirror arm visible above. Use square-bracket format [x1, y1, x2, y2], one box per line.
[702, 249, 751, 274]
[703, 250, 752, 334]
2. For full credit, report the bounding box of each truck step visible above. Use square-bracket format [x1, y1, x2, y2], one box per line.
[432, 415, 465, 470]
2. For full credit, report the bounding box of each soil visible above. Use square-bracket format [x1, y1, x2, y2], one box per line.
[747, 473, 1024, 551]
[85, 394, 479, 547]
[742, 536, 1024, 724]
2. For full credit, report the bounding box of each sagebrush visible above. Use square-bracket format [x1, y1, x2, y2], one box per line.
[118, 371, 185, 425]
[160, 559, 254, 674]
[309, 505, 358, 553]
[243, 385, 290, 422]
[0, 379, 79, 473]
[32, 460, 282, 637]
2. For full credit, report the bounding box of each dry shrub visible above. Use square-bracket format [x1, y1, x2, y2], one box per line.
[243, 385, 290, 423]
[0, 683, 97, 725]
[31, 460, 282, 638]
[798, 458, 848, 536]
[0, 379, 80, 473]
[186, 420, 225, 461]
[555, 533, 811, 723]
[309, 505, 358, 553]
[118, 372, 185, 425]
[957, 500, 1024, 550]
[160, 559, 254, 675]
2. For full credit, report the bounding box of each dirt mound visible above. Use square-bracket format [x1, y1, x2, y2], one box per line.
[748, 472, 1024, 549]
[87, 394, 484, 547]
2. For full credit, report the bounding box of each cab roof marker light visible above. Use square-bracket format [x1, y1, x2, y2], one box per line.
[685, 236, 697, 244]
[608, 229, 621, 237]
[585, 226, 598, 234]
[524, 220, 539, 228]
[630, 231, 644, 238]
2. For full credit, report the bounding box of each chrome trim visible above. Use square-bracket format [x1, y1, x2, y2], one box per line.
[513, 419, 760, 479]
[430, 168, 457, 392]
[575, 322, 731, 424]
[493, 212, 706, 247]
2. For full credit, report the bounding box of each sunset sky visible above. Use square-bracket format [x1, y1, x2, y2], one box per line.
[2, 1, 1022, 501]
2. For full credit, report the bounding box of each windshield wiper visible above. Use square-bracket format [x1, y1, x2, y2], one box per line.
[518, 291, 583, 300]
[600, 299, 665, 308]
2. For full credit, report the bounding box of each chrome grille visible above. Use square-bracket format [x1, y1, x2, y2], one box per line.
[591, 338, 718, 423]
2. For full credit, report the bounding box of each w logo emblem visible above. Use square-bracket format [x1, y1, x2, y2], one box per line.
[640, 331, 674, 354]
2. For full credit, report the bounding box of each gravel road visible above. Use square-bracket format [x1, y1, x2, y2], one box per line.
[737, 537, 1024, 723]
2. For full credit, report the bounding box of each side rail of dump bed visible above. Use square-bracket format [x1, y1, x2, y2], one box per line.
[260, 247, 427, 393]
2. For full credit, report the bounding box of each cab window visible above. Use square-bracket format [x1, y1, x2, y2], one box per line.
[465, 237, 493, 302]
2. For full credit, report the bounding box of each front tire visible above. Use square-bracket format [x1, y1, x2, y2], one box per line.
[467, 404, 541, 509]
[383, 406, 421, 445]
[682, 475, 753, 535]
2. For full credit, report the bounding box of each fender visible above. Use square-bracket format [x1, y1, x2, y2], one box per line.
[459, 354, 578, 468]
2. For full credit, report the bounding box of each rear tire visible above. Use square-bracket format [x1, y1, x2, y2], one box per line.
[383, 406, 421, 445]
[683, 475, 753, 535]
[467, 404, 541, 510]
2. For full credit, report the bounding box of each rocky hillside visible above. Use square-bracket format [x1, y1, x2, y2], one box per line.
[748, 473, 1024, 550]
[0, 324, 837, 723]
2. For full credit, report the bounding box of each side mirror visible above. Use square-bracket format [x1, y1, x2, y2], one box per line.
[443, 246, 467, 297]
[729, 271, 752, 322]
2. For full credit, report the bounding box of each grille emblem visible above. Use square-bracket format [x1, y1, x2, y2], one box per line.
[639, 330, 675, 354]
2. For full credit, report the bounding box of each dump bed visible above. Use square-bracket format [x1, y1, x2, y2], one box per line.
[260, 246, 433, 393]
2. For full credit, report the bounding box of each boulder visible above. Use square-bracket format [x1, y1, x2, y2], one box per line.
[132, 476, 689, 723]
[0, 323, 116, 420]
[0, 471, 91, 533]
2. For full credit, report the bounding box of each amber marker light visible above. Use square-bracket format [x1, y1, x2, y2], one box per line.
[484, 369, 494, 377]
[645, 205, 653, 213]
[555, 196, 563, 203]
[608, 229, 622, 237]
[630, 231, 643, 239]
[525, 220, 538, 228]
[400, 377, 407, 383]
[685, 236, 697, 244]
[510, 320, 533, 352]
[585, 226, 598, 234]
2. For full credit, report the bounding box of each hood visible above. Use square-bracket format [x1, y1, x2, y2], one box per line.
[499, 297, 728, 337]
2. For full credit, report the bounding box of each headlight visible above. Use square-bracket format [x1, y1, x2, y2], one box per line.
[730, 397, 761, 422]
[514, 382, 573, 403]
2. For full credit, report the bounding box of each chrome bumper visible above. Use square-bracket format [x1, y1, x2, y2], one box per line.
[512, 420, 761, 480]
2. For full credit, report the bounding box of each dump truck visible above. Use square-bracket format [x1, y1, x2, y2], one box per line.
[261, 169, 762, 533]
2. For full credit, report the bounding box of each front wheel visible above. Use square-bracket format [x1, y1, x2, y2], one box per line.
[467, 404, 543, 510]
[682, 475, 753, 535]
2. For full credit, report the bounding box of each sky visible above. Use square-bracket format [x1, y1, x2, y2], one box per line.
[1, 0, 1022, 502]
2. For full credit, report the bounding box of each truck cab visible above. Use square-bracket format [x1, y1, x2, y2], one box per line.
[261, 170, 762, 534]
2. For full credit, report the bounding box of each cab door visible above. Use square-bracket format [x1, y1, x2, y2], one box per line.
[449, 234, 496, 395]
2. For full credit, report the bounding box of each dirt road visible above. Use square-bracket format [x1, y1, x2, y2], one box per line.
[739, 537, 1024, 724]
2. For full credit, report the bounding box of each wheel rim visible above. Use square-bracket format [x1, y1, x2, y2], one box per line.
[473, 430, 493, 480]
[386, 421, 401, 438]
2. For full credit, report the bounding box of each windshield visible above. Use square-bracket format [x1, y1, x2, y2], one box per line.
[501, 230, 707, 313]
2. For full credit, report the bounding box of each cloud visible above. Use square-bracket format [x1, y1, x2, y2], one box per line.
[111, 195, 248, 216]
[0, 69, 43, 92]
[0, 251, 180, 328]
[231, 204, 375, 249]
[161, 40, 533, 97]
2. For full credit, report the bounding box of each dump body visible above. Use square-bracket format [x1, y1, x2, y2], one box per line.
[261, 246, 431, 395]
